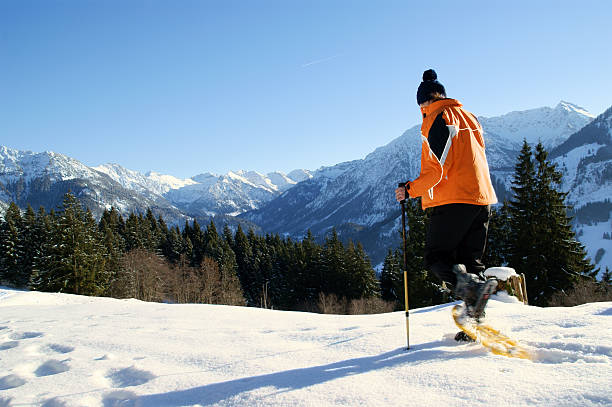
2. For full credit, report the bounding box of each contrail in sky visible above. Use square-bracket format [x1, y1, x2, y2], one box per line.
[301, 53, 344, 68]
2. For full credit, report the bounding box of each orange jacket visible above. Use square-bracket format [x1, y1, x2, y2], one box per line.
[408, 98, 497, 209]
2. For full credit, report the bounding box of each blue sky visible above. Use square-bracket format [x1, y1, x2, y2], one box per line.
[1, 0, 611, 178]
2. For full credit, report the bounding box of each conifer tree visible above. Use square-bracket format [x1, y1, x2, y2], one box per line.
[0, 202, 24, 286]
[483, 203, 511, 268]
[19, 205, 39, 287]
[304, 230, 324, 298]
[81, 209, 109, 295]
[222, 224, 234, 248]
[320, 228, 347, 297]
[317, 229, 379, 301]
[161, 226, 184, 264]
[507, 141, 539, 296]
[272, 237, 295, 308]
[348, 241, 379, 299]
[204, 220, 223, 261]
[124, 213, 143, 251]
[288, 236, 316, 308]
[43, 193, 107, 295]
[532, 143, 595, 301]
[234, 226, 257, 304]
[200, 220, 244, 304]
[29, 207, 55, 290]
[143, 209, 162, 253]
[602, 268, 612, 285]
[185, 219, 205, 266]
[98, 208, 127, 292]
[508, 141, 595, 305]
[380, 249, 403, 306]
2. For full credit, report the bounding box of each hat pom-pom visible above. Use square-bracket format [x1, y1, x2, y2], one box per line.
[423, 69, 437, 81]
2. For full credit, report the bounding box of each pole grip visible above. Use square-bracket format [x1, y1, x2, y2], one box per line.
[398, 182, 408, 203]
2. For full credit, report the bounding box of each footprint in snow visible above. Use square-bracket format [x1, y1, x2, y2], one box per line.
[47, 344, 75, 354]
[106, 366, 155, 388]
[9, 331, 44, 340]
[556, 320, 588, 328]
[0, 374, 26, 390]
[41, 398, 68, 407]
[103, 390, 138, 407]
[35, 359, 70, 377]
[0, 341, 19, 351]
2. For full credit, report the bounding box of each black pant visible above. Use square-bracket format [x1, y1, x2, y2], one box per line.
[424, 203, 491, 287]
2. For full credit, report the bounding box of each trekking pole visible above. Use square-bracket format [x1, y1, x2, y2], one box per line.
[399, 183, 410, 350]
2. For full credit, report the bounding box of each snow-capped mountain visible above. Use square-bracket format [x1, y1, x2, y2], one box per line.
[551, 105, 612, 203]
[94, 163, 198, 196]
[163, 170, 304, 217]
[0, 146, 106, 184]
[94, 165, 312, 218]
[549, 106, 612, 270]
[0, 146, 189, 224]
[242, 101, 612, 273]
[479, 101, 595, 148]
[0, 146, 312, 224]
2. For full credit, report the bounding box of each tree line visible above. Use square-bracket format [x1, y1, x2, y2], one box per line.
[0, 193, 383, 312]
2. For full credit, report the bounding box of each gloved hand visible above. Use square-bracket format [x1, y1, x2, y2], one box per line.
[395, 182, 410, 202]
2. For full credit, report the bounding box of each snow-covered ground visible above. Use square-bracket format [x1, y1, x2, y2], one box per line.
[0, 288, 611, 407]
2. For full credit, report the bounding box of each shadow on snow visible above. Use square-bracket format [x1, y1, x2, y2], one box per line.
[129, 339, 479, 406]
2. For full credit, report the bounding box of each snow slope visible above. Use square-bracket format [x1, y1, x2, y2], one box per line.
[1, 288, 610, 406]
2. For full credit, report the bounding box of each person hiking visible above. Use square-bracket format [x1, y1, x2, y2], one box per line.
[395, 69, 498, 320]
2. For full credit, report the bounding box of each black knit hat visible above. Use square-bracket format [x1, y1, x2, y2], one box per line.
[416, 69, 446, 105]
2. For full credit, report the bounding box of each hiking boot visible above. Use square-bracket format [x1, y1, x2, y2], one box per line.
[453, 264, 482, 307]
[453, 264, 497, 320]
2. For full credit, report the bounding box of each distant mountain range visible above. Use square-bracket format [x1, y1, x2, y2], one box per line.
[1, 101, 611, 274]
[0, 145, 311, 229]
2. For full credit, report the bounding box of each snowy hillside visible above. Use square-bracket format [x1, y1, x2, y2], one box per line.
[549, 106, 612, 273]
[0, 287, 610, 406]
